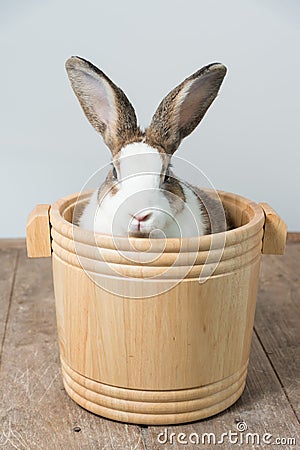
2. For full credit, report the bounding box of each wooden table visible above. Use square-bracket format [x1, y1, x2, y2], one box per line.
[0, 238, 299, 449]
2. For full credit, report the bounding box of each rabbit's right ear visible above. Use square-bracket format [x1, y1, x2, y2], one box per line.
[65, 57, 142, 155]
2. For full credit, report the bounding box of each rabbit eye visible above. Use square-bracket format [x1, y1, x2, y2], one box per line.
[164, 168, 170, 182]
[112, 166, 118, 180]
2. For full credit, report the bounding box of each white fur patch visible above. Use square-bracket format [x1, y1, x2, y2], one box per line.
[119, 142, 162, 178]
[79, 142, 207, 237]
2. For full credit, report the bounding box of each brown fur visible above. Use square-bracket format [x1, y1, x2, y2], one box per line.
[72, 200, 88, 226]
[97, 169, 119, 204]
[187, 184, 232, 233]
[163, 173, 186, 216]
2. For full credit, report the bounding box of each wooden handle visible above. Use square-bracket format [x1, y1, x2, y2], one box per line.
[259, 203, 287, 255]
[26, 204, 52, 258]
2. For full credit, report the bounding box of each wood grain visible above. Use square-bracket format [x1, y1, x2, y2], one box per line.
[0, 249, 18, 364]
[30, 190, 288, 424]
[255, 243, 300, 421]
[26, 204, 52, 258]
[0, 231, 297, 250]
[0, 249, 145, 450]
[287, 232, 300, 242]
[259, 202, 287, 255]
[145, 332, 300, 449]
[53, 253, 261, 391]
[0, 238, 26, 249]
[0, 241, 299, 448]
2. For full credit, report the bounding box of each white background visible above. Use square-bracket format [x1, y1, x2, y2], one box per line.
[1, 0, 299, 237]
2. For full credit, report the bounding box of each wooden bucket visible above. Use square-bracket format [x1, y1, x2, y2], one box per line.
[26, 191, 287, 425]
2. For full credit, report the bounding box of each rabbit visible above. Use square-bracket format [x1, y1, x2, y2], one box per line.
[65, 56, 230, 238]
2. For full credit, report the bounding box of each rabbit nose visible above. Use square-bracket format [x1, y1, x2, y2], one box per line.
[133, 212, 153, 222]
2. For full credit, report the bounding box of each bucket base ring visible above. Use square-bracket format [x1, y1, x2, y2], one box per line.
[61, 358, 247, 425]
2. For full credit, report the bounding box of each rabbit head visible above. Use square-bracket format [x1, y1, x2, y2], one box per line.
[65, 57, 227, 237]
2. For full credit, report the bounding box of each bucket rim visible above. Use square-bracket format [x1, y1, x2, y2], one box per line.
[49, 190, 265, 253]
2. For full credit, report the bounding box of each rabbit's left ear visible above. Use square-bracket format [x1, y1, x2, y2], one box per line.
[65, 56, 141, 155]
[146, 63, 227, 154]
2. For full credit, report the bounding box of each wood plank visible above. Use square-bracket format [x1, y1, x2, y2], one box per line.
[287, 232, 300, 242]
[255, 242, 300, 421]
[0, 249, 145, 450]
[0, 238, 26, 249]
[145, 332, 299, 449]
[0, 249, 18, 362]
